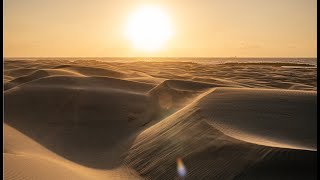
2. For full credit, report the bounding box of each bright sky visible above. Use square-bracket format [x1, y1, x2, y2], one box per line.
[4, 0, 317, 57]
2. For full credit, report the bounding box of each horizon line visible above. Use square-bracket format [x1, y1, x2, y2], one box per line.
[4, 56, 317, 59]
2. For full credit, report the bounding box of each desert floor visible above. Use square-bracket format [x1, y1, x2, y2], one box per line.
[4, 59, 317, 179]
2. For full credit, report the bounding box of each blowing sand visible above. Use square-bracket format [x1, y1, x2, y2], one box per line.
[4, 59, 317, 179]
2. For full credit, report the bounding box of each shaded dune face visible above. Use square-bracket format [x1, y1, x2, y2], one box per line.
[3, 60, 317, 180]
[4, 124, 143, 180]
[125, 88, 317, 180]
[4, 76, 154, 169]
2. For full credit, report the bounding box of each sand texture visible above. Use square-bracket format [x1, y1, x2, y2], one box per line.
[4, 59, 317, 179]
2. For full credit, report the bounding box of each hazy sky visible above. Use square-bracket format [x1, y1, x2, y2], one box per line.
[4, 0, 317, 57]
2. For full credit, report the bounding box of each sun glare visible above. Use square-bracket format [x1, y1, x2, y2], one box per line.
[125, 5, 172, 52]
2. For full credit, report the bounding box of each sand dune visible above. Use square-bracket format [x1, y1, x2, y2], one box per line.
[4, 59, 317, 179]
[57, 65, 129, 78]
[4, 124, 142, 180]
[197, 88, 317, 150]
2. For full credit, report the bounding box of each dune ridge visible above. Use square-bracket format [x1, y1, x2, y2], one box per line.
[4, 59, 317, 179]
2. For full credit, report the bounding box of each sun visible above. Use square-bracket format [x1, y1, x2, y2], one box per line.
[125, 5, 172, 52]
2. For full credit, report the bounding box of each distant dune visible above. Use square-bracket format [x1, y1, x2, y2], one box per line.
[4, 59, 317, 179]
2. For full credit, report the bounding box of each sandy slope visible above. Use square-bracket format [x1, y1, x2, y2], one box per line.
[4, 124, 142, 180]
[4, 59, 317, 179]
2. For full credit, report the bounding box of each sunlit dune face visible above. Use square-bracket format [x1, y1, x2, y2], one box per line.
[125, 6, 172, 52]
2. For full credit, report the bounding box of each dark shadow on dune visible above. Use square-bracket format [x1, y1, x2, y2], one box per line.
[4, 70, 50, 90]
[124, 108, 317, 180]
[4, 76, 157, 169]
[234, 148, 317, 180]
[4, 121, 143, 169]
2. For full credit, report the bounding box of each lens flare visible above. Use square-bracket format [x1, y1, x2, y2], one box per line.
[177, 157, 187, 178]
